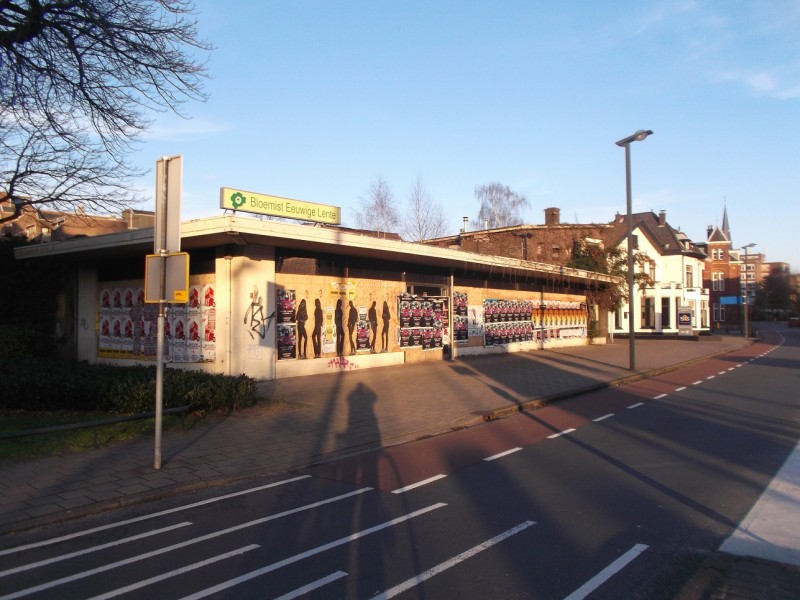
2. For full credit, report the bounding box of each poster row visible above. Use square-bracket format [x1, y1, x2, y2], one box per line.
[98, 284, 216, 362]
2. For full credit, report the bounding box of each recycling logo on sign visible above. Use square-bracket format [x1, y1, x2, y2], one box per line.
[230, 192, 246, 209]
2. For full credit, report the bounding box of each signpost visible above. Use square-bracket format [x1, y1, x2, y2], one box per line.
[150, 155, 184, 470]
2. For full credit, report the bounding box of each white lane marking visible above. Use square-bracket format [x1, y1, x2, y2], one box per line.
[0, 487, 371, 600]
[692, 380, 703, 385]
[727, 368, 735, 371]
[0, 475, 311, 557]
[675, 386, 687, 392]
[718, 371, 727, 375]
[86, 545, 259, 600]
[563, 543, 650, 600]
[706, 375, 716, 380]
[548, 428, 576, 439]
[627, 402, 644, 409]
[391, 474, 447, 494]
[274, 571, 348, 600]
[653, 393, 668, 400]
[484, 447, 522, 462]
[0, 522, 192, 578]
[593, 414, 614, 423]
[372, 520, 536, 599]
[177, 503, 448, 600]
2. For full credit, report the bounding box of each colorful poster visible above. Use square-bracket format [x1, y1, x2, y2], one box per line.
[171, 316, 187, 362]
[277, 289, 296, 324]
[454, 291, 468, 317]
[323, 306, 336, 353]
[202, 307, 216, 362]
[277, 323, 297, 359]
[187, 284, 202, 315]
[356, 305, 370, 352]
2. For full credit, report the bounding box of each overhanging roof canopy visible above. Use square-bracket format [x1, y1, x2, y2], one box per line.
[15, 215, 621, 288]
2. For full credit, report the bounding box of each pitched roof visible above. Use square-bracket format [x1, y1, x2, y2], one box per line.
[604, 211, 706, 259]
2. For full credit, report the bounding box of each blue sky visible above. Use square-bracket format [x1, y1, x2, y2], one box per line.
[131, 1, 800, 269]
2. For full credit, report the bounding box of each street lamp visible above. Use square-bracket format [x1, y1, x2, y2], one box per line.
[740, 242, 756, 337]
[616, 129, 653, 371]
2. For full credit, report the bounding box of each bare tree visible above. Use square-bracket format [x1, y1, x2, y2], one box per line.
[0, 0, 211, 224]
[401, 174, 447, 241]
[473, 182, 529, 229]
[353, 176, 400, 236]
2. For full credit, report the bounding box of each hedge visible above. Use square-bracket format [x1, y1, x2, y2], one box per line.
[0, 359, 259, 414]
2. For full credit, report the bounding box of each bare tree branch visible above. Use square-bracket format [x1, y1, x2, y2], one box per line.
[353, 175, 400, 236]
[401, 173, 447, 241]
[0, 0, 211, 221]
[473, 182, 529, 229]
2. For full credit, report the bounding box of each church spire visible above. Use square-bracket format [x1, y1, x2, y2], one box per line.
[721, 201, 731, 242]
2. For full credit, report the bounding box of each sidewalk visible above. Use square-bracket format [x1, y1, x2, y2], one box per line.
[1, 332, 797, 596]
[0, 335, 750, 533]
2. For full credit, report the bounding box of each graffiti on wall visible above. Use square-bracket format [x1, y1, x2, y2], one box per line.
[243, 285, 275, 340]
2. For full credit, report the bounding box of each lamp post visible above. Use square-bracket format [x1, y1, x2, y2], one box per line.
[616, 129, 653, 371]
[740, 243, 756, 337]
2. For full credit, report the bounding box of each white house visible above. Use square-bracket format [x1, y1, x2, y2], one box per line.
[606, 210, 710, 336]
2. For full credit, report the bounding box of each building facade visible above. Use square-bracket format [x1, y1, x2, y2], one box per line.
[425, 208, 711, 337]
[15, 215, 619, 381]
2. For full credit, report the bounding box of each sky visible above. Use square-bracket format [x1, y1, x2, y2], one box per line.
[129, 0, 800, 269]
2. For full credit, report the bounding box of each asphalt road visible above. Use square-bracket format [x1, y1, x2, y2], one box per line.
[1, 330, 797, 599]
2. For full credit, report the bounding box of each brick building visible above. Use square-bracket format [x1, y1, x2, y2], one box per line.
[1, 199, 154, 242]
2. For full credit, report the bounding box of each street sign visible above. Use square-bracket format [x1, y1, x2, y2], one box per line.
[144, 252, 189, 303]
[155, 156, 182, 253]
[219, 187, 341, 224]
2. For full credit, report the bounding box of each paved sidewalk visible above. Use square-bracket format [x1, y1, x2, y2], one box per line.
[0, 335, 750, 534]
[1, 331, 798, 597]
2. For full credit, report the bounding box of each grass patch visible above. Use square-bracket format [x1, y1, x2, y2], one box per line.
[0, 409, 206, 460]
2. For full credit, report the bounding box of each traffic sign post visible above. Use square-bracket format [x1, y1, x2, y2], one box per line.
[152, 156, 183, 470]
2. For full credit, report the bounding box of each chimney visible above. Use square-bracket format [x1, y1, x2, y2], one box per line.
[544, 207, 560, 226]
[658, 210, 666, 227]
[461, 216, 469, 233]
[707, 225, 713, 238]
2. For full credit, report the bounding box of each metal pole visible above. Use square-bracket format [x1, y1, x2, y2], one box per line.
[449, 272, 455, 360]
[154, 159, 170, 470]
[743, 247, 749, 338]
[625, 143, 636, 371]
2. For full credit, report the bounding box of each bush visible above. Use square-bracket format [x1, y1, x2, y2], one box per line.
[0, 359, 258, 414]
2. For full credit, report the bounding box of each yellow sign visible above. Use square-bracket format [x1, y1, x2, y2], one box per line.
[144, 252, 189, 303]
[220, 187, 341, 224]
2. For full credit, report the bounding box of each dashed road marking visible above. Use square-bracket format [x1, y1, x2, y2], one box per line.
[484, 447, 522, 462]
[547, 428, 576, 439]
[391, 474, 447, 494]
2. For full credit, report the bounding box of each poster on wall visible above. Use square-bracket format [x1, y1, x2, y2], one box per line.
[396, 294, 449, 350]
[322, 306, 336, 353]
[277, 323, 297, 359]
[97, 277, 216, 362]
[454, 291, 468, 317]
[356, 305, 371, 352]
[277, 289, 296, 323]
[467, 305, 484, 338]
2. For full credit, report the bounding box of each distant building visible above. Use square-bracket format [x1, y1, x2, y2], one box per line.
[696, 206, 742, 331]
[1, 198, 154, 242]
[424, 207, 711, 336]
